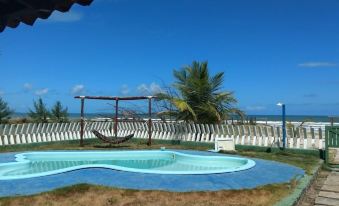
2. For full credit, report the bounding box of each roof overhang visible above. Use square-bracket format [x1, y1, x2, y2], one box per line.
[0, 0, 93, 32]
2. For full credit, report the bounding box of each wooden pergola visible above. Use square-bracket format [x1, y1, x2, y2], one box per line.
[0, 0, 93, 32]
[74, 95, 157, 146]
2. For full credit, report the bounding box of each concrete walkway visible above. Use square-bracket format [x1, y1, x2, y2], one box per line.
[315, 171, 339, 206]
[314, 148, 339, 206]
[297, 170, 329, 206]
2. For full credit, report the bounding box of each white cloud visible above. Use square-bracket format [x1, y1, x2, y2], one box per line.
[298, 62, 337, 68]
[72, 84, 85, 95]
[120, 84, 130, 95]
[0, 90, 4, 95]
[49, 11, 83, 22]
[23, 83, 32, 91]
[35, 88, 49, 96]
[245, 105, 266, 111]
[137, 82, 163, 95]
[149, 82, 163, 94]
[137, 84, 148, 94]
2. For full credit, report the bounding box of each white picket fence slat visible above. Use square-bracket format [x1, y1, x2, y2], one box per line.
[0, 122, 325, 150]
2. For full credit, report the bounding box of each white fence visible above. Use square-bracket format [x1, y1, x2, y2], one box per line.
[0, 121, 325, 150]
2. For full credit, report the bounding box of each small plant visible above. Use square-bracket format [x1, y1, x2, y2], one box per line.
[0, 97, 13, 123]
[288, 176, 300, 189]
[288, 118, 311, 139]
[51, 101, 69, 123]
[249, 117, 257, 125]
[8, 117, 29, 124]
[106, 197, 118, 205]
[28, 98, 50, 123]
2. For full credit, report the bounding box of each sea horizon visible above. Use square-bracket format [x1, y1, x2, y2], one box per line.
[11, 112, 338, 123]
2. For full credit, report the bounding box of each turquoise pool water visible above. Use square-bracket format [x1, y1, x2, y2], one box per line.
[0, 150, 255, 180]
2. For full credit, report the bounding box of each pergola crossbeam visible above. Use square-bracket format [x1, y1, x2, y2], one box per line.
[74, 96, 156, 101]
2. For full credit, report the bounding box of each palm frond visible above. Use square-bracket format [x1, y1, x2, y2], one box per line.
[156, 61, 244, 123]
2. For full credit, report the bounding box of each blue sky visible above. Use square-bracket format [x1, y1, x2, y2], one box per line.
[1, 0, 339, 115]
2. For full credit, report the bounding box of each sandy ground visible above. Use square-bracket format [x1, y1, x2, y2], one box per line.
[0, 183, 292, 206]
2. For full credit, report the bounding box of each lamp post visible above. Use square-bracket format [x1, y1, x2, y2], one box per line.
[277, 102, 286, 149]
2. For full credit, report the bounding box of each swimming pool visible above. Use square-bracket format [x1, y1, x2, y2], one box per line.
[0, 150, 255, 180]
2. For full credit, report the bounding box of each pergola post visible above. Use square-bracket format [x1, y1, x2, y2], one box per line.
[80, 97, 85, 147]
[148, 97, 152, 146]
[114, 98, 119, 137]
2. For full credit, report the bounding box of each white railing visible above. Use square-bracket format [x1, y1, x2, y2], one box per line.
[0, 121, 325, 150]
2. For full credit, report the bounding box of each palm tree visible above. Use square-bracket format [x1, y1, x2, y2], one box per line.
[51, 101, 69, 123]
[28, 98, 50, 123]
[156, 61, 244, 124]
[0, 97, 13, 123]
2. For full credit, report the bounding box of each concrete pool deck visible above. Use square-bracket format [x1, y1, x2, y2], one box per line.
[0, 150, 304, 197]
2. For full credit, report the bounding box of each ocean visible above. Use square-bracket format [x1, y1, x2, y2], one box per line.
[238, 115, 337, 122]
[11, 113, 338, 123]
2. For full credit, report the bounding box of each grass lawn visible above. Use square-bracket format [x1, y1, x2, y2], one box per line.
[0, 138, 321, 206]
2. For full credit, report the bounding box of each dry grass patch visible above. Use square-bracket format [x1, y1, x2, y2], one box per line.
[0, 183, 292, 206]
[231, 150, 319, 175]
[0, 139, 211, 154]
